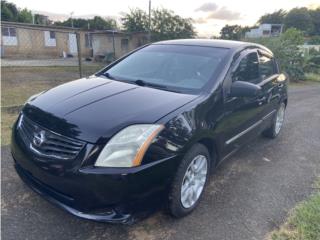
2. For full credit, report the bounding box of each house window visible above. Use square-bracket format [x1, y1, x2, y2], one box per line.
[2, 27, 17, 46]
[262, 30, 270, 36]
[85, 33, 92, 48]
[44, 31, 56, 47]
[121, 38, 129, 51]
[49, 31, 55, 39]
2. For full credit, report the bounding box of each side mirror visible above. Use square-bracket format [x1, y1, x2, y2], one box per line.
[230, 81, 261, 98]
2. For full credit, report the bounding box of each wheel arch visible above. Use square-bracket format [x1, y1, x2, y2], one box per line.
[197, 137, 219, 167]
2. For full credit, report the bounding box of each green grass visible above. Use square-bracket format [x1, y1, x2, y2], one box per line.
[270, 179, 320, 240]
[1, 66, 103, 107]
[1, 65, 103, 145]
[305, 73, 320, 82]
[1, 111, 18, 146]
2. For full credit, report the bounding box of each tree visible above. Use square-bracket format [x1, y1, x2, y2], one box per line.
[17, 8, 33, 23]
[34, 14, 51, 25]
[90, 16, 117, 30]
[281, 27, 304, 45]
[279, 28, 305, 81]
[151, 8, 195, 41]
[1, 0, 18, 21]
[284, 8, 314, 34]
[258, 9, 286, 24]
[121, 8, 148, 32]
[55, 16, 117, 30]
[250, 28, 305, 81]
[219, 25, 243, 40]
[122, 8, 195, 41]
[309, 36, 320, 44]
[309, 8, 320, 35]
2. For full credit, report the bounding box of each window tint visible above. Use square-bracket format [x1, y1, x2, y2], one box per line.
[105, 44, 229, 93]
[233, 52, 260, 84]
[259, 54, 275, 79]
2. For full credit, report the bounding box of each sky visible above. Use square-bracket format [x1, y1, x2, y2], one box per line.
[9, 0, 320, 37]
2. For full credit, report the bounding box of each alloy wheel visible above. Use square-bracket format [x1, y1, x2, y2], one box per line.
[180, 155, 208, 209]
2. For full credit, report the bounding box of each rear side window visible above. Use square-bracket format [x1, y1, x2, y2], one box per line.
[232, 52, 260, 84]
[259, 54, 276, 80]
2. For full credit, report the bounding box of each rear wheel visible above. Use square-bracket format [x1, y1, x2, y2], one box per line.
[168, 144, 211, 218]
[263, 102, 286, 138]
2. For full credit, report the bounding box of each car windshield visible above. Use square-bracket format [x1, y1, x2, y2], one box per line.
[102, 44, 229, 93]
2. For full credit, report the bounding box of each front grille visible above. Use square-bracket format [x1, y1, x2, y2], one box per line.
[17, 114, 85, 160]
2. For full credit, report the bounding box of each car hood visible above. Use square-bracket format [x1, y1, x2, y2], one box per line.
[23, 76, 197, 143]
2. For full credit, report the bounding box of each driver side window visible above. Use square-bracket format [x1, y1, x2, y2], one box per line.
[232, 52, 260, 84]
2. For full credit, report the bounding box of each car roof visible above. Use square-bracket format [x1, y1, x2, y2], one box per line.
[153, 39, 272, 55]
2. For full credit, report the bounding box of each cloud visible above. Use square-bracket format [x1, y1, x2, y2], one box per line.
[194, 3, 241, 22]
[195, 2, 218, 12]
[207, 7, 241, 20]
[194, 17, 208, 24]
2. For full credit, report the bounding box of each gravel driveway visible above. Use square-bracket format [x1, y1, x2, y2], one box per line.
[2, 83, 320, 240]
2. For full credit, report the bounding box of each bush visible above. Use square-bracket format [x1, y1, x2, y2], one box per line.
[247, 28, 305, 81]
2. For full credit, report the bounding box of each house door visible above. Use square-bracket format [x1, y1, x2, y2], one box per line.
[68, 33, 78, 55]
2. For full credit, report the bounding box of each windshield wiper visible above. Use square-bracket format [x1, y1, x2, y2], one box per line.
[134, 79, 182, 93]
[134, 79, 171, 91]
[104, 72, 116, 80]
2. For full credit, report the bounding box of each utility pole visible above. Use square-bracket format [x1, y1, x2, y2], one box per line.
[70, 12, 74, 28]
[148, 0, 151, 42]
[32, 12, 35, 24]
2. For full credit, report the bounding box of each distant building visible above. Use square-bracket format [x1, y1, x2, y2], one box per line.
[90, 31, 148, 59]
[245, 24, 283, 38]
[298, 44, 320, 57]
[0, 21, 148, 59]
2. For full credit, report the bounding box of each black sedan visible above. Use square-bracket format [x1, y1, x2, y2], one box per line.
[11, 39, 288, 223]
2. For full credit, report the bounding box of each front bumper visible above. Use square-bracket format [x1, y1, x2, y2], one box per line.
[15, 162, 132, 223]
[11, 125, 180, 224]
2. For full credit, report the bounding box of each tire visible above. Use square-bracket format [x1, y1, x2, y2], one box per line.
[168, 143, 211, 218]
[263, 102, 286, 138]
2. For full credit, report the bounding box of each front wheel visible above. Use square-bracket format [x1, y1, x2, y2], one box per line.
[263, 102, 286, 138]
[168, 143, 211, 218]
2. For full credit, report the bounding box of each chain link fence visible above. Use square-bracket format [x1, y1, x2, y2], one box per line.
[1, 22, 148, 145]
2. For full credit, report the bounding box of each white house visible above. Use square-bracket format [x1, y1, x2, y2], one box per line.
[245, 24, 283, 38]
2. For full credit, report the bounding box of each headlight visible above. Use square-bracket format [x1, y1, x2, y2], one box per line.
[95, 124, 164, 167]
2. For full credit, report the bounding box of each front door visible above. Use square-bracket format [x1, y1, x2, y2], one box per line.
[221, 50, 265, 155]
[68, 33, 78, 55]
[256, 50, 281, 128]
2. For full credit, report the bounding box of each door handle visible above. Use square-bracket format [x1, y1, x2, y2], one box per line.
[257, 96, 266, 105]
[257, 96, 266, 102]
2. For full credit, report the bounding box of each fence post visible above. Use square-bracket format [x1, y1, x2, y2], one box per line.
[112, 30, 116, 61]
[76, 32, 83, 78]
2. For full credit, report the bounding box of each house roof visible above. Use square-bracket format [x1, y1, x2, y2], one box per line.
[1, 21, 148, 36]
[0, 21, 86, 32]
[89, 30, 148, 36]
